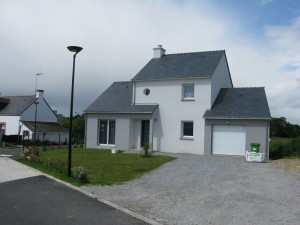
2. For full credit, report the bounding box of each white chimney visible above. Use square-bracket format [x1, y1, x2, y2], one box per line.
[36, 90, 44, 100]
[153, 45, 166, 58]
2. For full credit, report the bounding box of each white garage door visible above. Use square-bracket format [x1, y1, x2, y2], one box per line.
[212, 125, 246, 155]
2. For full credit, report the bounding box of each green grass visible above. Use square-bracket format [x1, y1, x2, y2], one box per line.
[19, 148, 176, 186]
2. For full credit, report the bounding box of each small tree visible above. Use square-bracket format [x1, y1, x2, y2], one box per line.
[143, 143, 152, 157]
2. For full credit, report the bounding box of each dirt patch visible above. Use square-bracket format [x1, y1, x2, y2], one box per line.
[270, 158, 300, 179]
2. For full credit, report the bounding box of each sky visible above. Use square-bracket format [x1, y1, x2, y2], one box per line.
[1, 0, 300, 124]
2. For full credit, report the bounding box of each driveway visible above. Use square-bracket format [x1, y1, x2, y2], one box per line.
[82, 154, 300, 225]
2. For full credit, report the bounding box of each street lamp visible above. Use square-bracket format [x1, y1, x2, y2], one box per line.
[67, 46, 83, 177]
[34, 101, 39, 147]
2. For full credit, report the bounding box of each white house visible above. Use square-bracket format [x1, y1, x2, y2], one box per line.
[84, 46, 271, 156]
[0, 90, 68, 143]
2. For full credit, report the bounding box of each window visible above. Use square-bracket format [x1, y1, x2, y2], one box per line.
[23, 130, 29, 137]
[99, 120, 115, 145]
[182, 84, 194, 100]
[143, 88, 150, 96]
[182, 121, 194, 138]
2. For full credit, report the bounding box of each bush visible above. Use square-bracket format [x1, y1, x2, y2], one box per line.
[43, 158, 67, 173]
[23, 146, 41, 162]
[269, 142, 284, 160]
[142, 144, 152, 157]
[270, 137, 300, 159]
[73, 166, 88, 183]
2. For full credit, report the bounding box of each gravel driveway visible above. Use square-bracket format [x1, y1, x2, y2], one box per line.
[82, 154, 300, 225]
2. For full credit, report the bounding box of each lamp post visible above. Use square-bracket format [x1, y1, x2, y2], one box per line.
[67, 46, 83, 177]
[34, 101, 39, 147]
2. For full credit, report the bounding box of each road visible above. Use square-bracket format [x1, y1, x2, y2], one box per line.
[0, 157, 152, 225]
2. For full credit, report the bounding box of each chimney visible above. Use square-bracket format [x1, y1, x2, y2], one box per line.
[36, 90, 44, 100]
[153, 45, 166, 58]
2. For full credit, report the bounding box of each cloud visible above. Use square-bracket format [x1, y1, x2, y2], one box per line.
[0, 0, 299, 124]
[262, 16, 300, 123]
[260, 0, 274, 6]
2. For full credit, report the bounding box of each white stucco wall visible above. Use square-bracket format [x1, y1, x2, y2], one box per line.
[0, 116, 20, 135]
[134, 79, 211, 155]
[20, 99, 57, 122]
[85, 113, 155, 150]
[85, 114, 99, 148]
[211, 54, 233, 105]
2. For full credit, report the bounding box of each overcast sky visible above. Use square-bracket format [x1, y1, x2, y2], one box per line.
[1, 0, 300, 124]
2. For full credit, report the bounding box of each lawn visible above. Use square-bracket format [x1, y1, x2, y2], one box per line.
[19, 148, 176, 186]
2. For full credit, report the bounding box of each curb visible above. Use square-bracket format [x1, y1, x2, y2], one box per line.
[9, 158, 162, 225]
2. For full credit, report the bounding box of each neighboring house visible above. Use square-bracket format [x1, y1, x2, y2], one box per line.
[0, 90, 68, 143]
[84, 45, 271, 156]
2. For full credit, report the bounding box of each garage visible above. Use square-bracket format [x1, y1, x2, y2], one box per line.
[212, 125, 246, 155]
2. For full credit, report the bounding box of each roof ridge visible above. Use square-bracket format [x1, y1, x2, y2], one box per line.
[114, 80, 132, 83]
[223, 87, 265, 89]
[0, 95, 35, 98]
[113, 81, 132, 83]
[165, 50, 225, 56]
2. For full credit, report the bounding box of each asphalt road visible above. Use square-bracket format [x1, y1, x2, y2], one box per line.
[0, 156, 150, 225]
[0, 148, 23, 160]
[0, 175, 149, 225]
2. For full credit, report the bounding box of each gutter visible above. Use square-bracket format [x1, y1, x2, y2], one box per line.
[203, 117, 272, 120]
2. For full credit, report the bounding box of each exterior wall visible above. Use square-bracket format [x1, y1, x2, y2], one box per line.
[204, 119, 270, 157]
[116, 119, 131, 150]
[0, 116, 20, 135]
[134, 79, 212, 155]
[211, 54, 233, 105]
[19, 123, 68, 144]
[130, 119, 141, 149]
[85, 113, 156, 150]
[21, 99, 57, 122]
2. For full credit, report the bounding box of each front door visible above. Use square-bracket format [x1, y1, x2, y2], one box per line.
[141, 120, 150, 147]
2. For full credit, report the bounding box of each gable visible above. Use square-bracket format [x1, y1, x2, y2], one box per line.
[132, 50, 225, 81]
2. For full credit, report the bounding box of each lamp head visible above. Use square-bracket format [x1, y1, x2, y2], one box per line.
[67, 46, 83, 53]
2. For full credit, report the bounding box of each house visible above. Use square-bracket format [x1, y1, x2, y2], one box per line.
[0, 90, 68, 143]
[84, 45, 271, 156]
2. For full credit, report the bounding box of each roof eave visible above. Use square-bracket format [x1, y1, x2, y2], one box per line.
[84, 111, 155, 114]
[132, 75, 212, 82]
[204, 116, 271, 120]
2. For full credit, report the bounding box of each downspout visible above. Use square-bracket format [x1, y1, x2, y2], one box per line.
[84, 113, 87, 148]
[132, 81, 136, 105]
[266, 119, 270, 160]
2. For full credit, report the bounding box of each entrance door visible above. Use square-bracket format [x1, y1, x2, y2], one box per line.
[141, 120, 150, 147]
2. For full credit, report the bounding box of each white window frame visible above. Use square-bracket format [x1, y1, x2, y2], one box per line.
[182, 84, 195, 101]
[98, 120, 116, 146]
[181, 121, 194, 140]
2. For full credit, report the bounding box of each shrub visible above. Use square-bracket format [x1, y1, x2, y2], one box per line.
[23, 146, 41, 162]
[141, 144, 152, 157]
[73, 166, 88, 183]
[270, 137, 300, 159]
[269, 142, 284, 160]
[43, 158, 67, 173]
[43, 158, 56, 168]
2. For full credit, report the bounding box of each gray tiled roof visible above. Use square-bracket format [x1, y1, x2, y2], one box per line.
[203, 88, 271, 119]
[132, 50, 225, 81]
[0, 95, 36, 115]
[84, 81, 158, 114]
[21, 121, 68, 133]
